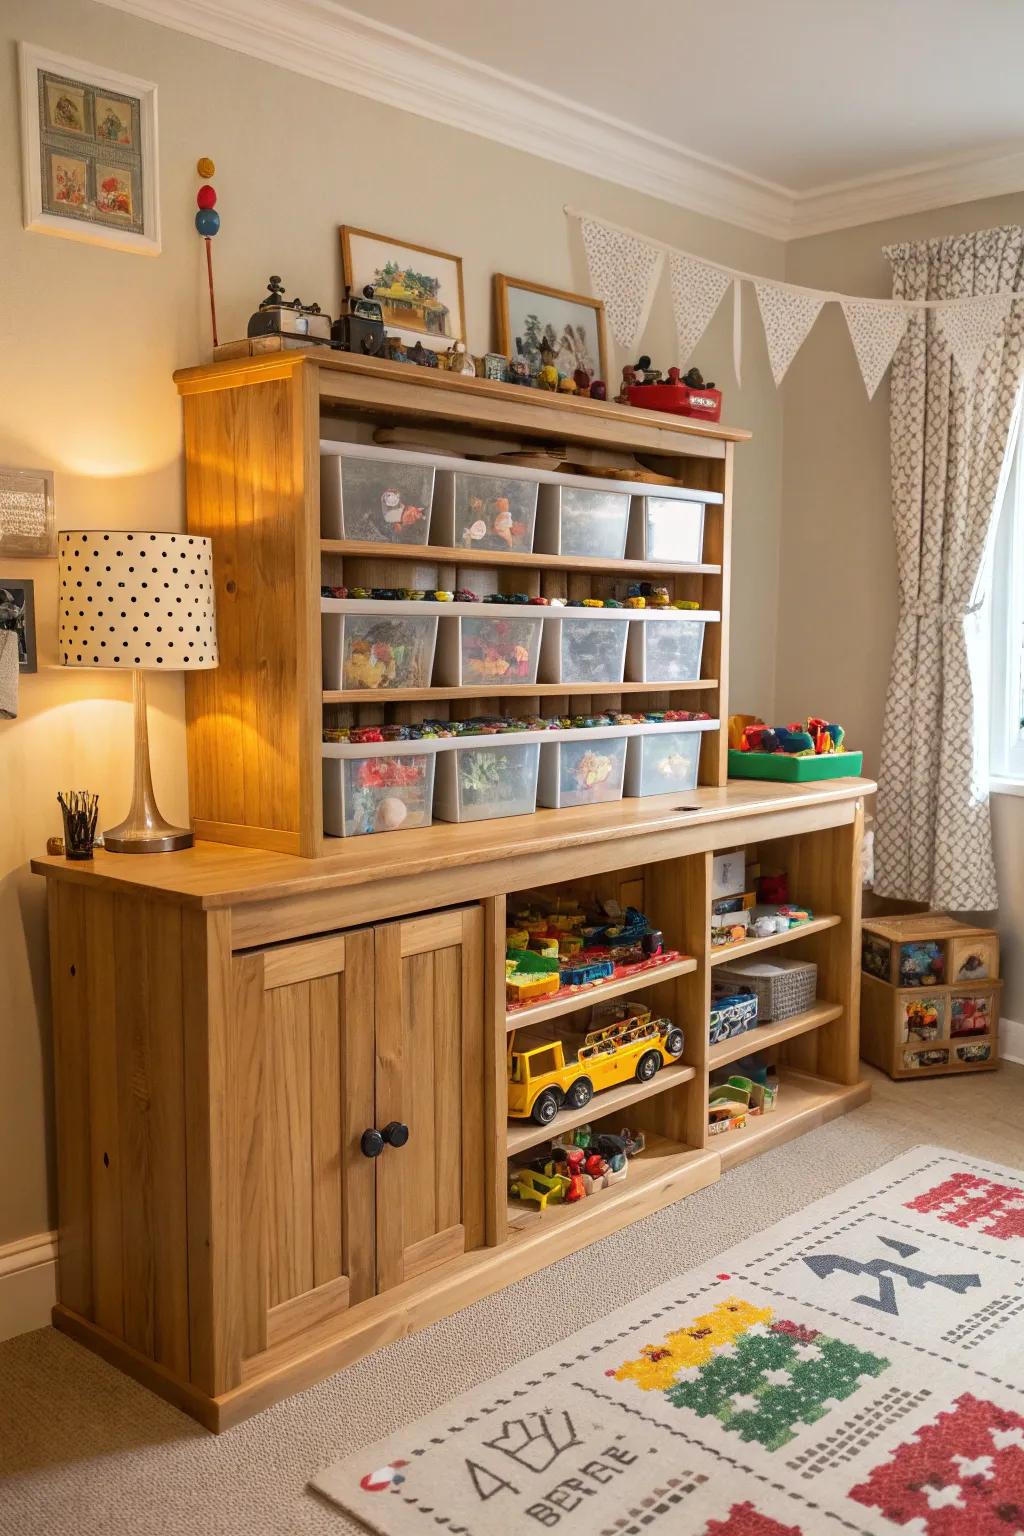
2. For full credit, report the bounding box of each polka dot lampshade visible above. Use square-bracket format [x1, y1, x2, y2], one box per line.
[57, 531, 218, 670]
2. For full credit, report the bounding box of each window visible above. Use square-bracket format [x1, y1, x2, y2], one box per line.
[989, 401, 1024, 789]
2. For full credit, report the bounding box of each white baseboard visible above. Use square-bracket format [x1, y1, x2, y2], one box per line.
[0, 1231, 57, 1341]
[1001, 1016, 1024, 1064]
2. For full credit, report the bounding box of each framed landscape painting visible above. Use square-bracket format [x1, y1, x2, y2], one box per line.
[19, 43, 160, 255]
[341, 227, 465, 349]
[495, 275, 608, 380]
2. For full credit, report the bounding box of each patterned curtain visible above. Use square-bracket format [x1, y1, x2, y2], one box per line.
[873, 227, 1024, 910]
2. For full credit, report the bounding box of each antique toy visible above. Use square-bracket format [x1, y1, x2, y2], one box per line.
[331, 283, 387, 356]
[195, 158, 221, 348]
[249, 275, 331, 344]
[507, 1013, 685, 1126]
[589, 379, 607, 400]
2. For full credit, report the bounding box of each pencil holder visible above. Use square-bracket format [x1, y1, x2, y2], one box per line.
[58, 790, 99, 861]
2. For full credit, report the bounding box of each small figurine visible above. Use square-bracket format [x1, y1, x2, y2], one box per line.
[331, 284, 386, 356]
[248, 275, 331, 343]
[616, 366, 635, 403]
[507, 357, 532, 386]
[557, 375, 577, 394]
[589, 379, 607, 401]
[441, 340, 476, 376]
[478, 352, 508, 383]
[537, 364, 559, 391]
[573, 367, 591, 396]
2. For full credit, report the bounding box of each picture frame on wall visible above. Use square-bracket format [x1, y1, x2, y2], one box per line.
[0, 579, 37, 673]
[0, 466, 55, 558]
[340, 226, 465, 349]
[495, 275, 609, 381]
[18, 43, 160, 255]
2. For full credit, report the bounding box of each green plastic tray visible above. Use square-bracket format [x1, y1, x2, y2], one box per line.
[728, 748, 863, 782]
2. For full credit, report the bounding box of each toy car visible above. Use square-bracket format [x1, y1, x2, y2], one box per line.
[709, 992, 759, 1044]
[507, 1015, 686, 1126]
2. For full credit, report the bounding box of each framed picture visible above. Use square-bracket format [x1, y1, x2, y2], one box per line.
[0, 467, 55, 557]
[341, 227, 465, 349]
[19, 43, 160, 255]
[0, 579, 37, 673]
[495, 275, 608, 380]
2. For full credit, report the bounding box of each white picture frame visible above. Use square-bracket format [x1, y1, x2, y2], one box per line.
[19, 42, 161, 256]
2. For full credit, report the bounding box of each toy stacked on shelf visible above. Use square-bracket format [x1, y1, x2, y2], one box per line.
[508, 1124, 647, 1213]
[709, 851, 814, 951]
[708, 1060, 779, 1135]
[860, 915, 1001, 1078]
[727, 713, 864, 782]
[505, 898, 683, 1009]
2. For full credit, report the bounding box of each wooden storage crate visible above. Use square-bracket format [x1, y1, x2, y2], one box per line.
[860, 915, 1001, 1078]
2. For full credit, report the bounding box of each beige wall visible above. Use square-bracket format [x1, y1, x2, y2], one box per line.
[0, 0, 787, 1245]
[781, 192, 1024, 1024]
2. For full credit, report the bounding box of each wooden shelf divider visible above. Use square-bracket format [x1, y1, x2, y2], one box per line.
[325, 680, 719, 705]
[506, 954, 698, 1032]
[707, 1001, 843, 1070]
[709, 914, 842, 966]
[321, 537, 722, 579]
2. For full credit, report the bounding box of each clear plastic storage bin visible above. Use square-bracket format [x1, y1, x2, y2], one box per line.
[322, 746, 436, 836]
[321, 610, 438, 691]
[434, 741, 540, 822]
[624, 728, 708, 796]
[434, 612, 543, 687]
[538, 733, 627, 808]
[626, 494, 706, 563]
[539, 615, 628, 685]
[320, 445, 435, 544]
[433, 467, 539, 553]
[625, 613, 712, 684]
[534, 482, 631, 559]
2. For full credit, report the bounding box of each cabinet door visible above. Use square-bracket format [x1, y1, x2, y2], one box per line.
[373, 907, 486, 1292]
[234, 927, 375, 1358]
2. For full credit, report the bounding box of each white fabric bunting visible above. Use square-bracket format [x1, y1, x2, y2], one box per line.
[841, 300, 909, 399]
[932, 293, 1014, 382]
[668, 253, 731, 364]
[755, 283, 825, 386]
[579, 217, 664, 351]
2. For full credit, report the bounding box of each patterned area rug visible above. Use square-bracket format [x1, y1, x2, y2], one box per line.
[312, 1146, 1024, 1535]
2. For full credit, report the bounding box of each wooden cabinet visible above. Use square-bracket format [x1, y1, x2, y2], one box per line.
[233, 905, 486, 1364]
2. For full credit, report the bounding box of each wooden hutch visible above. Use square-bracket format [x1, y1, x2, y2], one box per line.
[34, 352, 872, 1429]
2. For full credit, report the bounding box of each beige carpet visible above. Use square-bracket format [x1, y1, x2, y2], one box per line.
[1, 1063, 1022, 1536]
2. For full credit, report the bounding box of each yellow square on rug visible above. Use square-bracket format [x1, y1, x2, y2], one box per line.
[311, 1145, 1024, 1535]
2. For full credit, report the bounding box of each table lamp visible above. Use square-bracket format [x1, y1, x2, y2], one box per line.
[57, 530, 218, 853]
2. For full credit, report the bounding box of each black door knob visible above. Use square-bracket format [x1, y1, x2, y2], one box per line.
[360, 1123, 409, 1157]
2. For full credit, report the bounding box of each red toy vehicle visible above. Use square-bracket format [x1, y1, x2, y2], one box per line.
[628, 366, 722, 422]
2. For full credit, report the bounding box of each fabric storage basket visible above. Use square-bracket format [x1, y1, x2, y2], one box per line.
[434, 740, 540, 822]
[624, 725, 714, 796]
[534, 480, 631, 559]
[625, 612, 715, 684]
[539, 614, 628, 686]
[537, 732, 627, 809]
[432, 463, 540, 553]
[321, 607, 438, 691]
[626, 493, 706, 563]
[434, 610, 543, 687]
[712, 957, 818, 1023]
[320, 443, 436, 544]
[322, 743, 436, 837]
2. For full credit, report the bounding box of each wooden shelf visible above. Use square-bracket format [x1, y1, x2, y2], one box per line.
[707, 1001, 843, 1070]
[324, 680, 719, 705]
[507, 1133, 712, 1234]
[507, 1062, 697, 1157]
[710, 914, 842, 965]
[506, 954, 697, 1032]
[713, 1069, 870, 1170]
[321, 538, 722, 579]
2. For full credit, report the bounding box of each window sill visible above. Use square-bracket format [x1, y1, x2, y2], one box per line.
[989, 775, 1024, 797]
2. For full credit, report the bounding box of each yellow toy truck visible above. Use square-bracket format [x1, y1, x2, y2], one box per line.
[507, 1005, 685, 1126]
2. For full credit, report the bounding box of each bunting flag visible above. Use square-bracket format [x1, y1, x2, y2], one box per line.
[754, 282, 825, 386]
[565, 207, 1020, 397]
[668, 253, 732, 364]
[579, 217, 664, 351]
[932, 293, 1014, 383]
[841, 299, 909, 400]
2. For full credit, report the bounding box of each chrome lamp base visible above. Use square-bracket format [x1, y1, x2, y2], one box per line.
[103, 671, 194, 855]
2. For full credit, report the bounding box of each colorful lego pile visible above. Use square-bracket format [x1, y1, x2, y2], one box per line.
[505, 895, 683, 1009]
[729, 713, 847, 756]
[323, 708, 711, 745]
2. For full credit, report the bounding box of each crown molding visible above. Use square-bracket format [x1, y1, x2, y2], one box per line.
[95, 0, 1024, 243]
